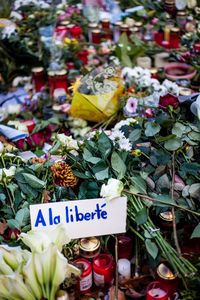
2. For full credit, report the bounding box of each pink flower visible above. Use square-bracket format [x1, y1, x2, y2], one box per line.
[124, 97, 138, 116]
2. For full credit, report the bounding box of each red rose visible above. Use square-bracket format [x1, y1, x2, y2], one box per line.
[4, 228, 20, 240]
[15, 138, 28, 151]
[159, 93, 179, 110]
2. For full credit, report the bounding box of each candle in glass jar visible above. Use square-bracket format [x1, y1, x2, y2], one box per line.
[156, 263, 179, 297]
[146, 281, 168, 300]
[91, 29, 101, 44]
[93, 254, 114, 287]
[88, 22, 99, 42]
[32, 67, 45, 92]
[136, 57, 152, 69]
[101, 19, 110, 30]
[118, 235, 133, 259]
[170, 27, 180, 48]
[48, 70, 56, 97]
[23, 119, 35, 133]
[54, 69, 68, 93]
[70, 25, 82, 39]
[118, 259, 131, 280]
[74, 258, 92, 294]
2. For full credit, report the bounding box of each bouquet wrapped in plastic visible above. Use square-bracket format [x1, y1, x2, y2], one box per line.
[71, 64, 123, 122]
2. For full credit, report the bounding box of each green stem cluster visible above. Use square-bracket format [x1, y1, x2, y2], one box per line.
[127, 195, 197, 279]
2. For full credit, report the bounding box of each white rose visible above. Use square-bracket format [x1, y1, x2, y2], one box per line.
[186, 0, 197, 8]
[100, 178, 124, 201]
[7, 104, 21, 115]
[18, 123, 28, 133]
[0, 166, 16, 182]
[66, 136, 79, 151]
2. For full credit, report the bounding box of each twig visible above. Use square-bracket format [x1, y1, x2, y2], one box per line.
[115, 236, 118, 300]
[171, 151, 182, 257]
[123, 190, 200, 217]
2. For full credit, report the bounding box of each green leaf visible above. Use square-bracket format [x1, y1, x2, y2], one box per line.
[188, 131, 200, 141]
[0, 193, 6, 204]
[111, 151, 126, 180]
[164, 137, 182, 151]
[15, 207, 30, 227]
[50, 140, 61, 154]
[153, 194, 176, 207]
[191, 224, 200, 239]
[130, 176, 147, 194]
[135, 207, 148, 225]
[93, 163, 109, 181]
[145, 122, 161, 137]
[72, 171, 91, 179]
[98, 132, 112, 158]
[129, 129, 142, 142]
[179, 162, 200, 178]
[83, 148, 102, 164]
[17, 182, 38, 198]
[172, 122, 186, 137]
[7, 219, 20, 230]
[22, 173, 45, 189]
[156, 134, 176, 143]
[145, 239, 158, 259]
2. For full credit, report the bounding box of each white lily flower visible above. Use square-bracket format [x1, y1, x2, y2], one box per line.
[23, 254, 43, 299]
[0, 252, 13, 275]
[100, 178, 124, 201]
[48, 223, 71, 251]
[0, 245, 23, 271]
[7, 104, 21, 115]
[0, 275, 16, 300]
[8, 273, 36, 300]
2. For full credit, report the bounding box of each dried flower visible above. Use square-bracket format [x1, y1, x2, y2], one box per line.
[51, 162, 78, 188]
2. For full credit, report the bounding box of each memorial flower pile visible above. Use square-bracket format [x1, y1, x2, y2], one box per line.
[1, 0, 200, 298]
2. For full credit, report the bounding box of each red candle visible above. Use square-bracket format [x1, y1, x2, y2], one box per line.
[74, 258, 92, 294]
[78, 50, 89, 65]
[146, 281, 168, 300]
[170, 27, 180, 49]
[23, 119, 35, 133]
[93, 254, 114, 287]
[101, 19, 110, 30]
[32, 67, 45, 92]
[91, 29, 101, 44]
[154, 32, 164, 46]
[54, 70, 68, 93]
[118, 235, 133, 259]
[70, 25, 82, 39]
[156, 263, 179, 297]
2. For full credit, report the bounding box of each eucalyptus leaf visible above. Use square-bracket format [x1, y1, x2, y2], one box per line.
[98, 132, 112, 158]
[7, 219, 20, 230]
[111, 151, 126, 180]
[153, 194, 176, 207]
[191, 224, 200, 239]
[172, 122, 186, 137]
[129, 129, 142, 142]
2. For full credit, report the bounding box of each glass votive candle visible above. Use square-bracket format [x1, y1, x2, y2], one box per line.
[70, 25, 82, 39]
[118, 235, 133, 259]
[91, 29, 101, 44]
[54, 69, 68, 93]
[74, 258, 92, 294]
[79, 236, 101, 261]
[176, 11, 187, 29]
[93, 254, 114, 287]
[118, 258, 131, 281]
[170, 27, 180, 48]
[101, 19, 110, 30]
[146, 281, 168, 300]
[193, 43, 200, 52]
[88, 22, 99, 42]
[55, 25, 68, 40]
[158, 211, 173, 229]
[120, 24, 130, 38]
[32, 67, 45, 92]
[66, 62, 75, 70]
[156, 263, 179, 297]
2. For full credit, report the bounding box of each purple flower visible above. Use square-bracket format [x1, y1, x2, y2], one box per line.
[124, 97, 138, 117]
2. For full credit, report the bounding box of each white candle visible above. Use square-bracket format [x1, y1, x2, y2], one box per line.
[136, 57, 152, 69]
[118, 259, 131, 279]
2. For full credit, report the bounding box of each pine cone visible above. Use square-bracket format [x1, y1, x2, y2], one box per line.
[51, 162, 78, 188]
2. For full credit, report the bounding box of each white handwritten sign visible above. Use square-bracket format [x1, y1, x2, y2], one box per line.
[30, 197, 127, 239]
